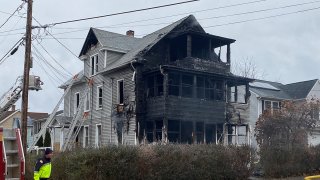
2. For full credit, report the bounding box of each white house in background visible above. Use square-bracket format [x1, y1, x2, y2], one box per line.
[238, 79, 320, 148]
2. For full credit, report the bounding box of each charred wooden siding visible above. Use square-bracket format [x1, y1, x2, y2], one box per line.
[146, 96, 225, 123]
[109, 67, 136, 145]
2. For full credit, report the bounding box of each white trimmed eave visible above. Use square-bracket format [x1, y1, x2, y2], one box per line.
[0, 110, 20, 125]
[100, 46, 129, 54]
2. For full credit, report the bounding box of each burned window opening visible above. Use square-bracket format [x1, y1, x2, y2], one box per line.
[181, 121, 193, 144]
[170, 36, 187, 62]
[181, 75, 193, 98]
[168, 120, 180, 143]
[117, 80, 124, 104]
[196, 122, 204, 143]
[147, 74, 164, 98]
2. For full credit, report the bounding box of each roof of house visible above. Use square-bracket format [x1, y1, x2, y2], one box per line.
[250, 79, 319, 100]
[280, 79, 318, 99]
[0, 111, 16, 121]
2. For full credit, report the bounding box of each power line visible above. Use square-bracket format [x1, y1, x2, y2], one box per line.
[0, 38, 24, 65]
[0, 2, 25, 29]
[204, 6, 320, 29]
[35, 39, 73, 76]
[42, 3, 320, 40]
[45, 0, 320, 38]
[33, 0, 199, 28]
[51, 0, 268, 30]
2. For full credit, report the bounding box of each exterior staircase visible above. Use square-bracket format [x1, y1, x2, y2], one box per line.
[0, 128, 25, 180]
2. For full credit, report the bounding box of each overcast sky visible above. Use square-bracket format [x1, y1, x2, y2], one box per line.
[0, 0, 319, 113]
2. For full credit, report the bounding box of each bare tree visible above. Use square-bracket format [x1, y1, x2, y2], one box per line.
[232, 57, 267, 79]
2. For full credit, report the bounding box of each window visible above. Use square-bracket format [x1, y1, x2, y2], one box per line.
[262, 100, 280, 112]
[97, 85, 103, 109]
[117, 80, 124, 104]
[196, 77, 205, 99]
[168, 120, 180, 142]
[205, 78, 214, 100]
[90, 54, 98, 75]
[83, 126, 89, 148]
[95, 124, 102, 148]
[84, 90, 90, 112]
[226, 124, 249, 146]
[147, 75, 164, 98]
[196, 122, 204, 143]
[74, 92, 80, 114]
[168, 73, 180, 96]
[181, 75, 193, 98]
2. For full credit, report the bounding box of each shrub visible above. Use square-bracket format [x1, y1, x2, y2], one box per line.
[26, 144, 253, 180]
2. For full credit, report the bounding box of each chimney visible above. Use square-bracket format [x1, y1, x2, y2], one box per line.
[126, 30, 134, 37]
[11, 105, 16, 111]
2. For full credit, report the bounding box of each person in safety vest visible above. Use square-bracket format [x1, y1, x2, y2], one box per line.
[34, 148, 53, 180]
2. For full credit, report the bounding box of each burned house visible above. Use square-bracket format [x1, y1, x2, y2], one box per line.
[59, 15, 252, 148]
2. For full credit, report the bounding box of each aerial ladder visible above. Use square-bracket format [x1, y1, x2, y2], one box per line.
[28, 74, 80, 152]
[0, 75, 42, 180]
[0, 75, 42, 120]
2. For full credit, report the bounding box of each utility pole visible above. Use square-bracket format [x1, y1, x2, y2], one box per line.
[21, 0, 33, 155]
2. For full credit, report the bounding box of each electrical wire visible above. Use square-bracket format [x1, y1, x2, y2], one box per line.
[0, 2, 26, 29]
[32, 0, 199, 29]
[32, 43, 69, 81]
[51, 0, 269, 30]
[35, 39, 73, 77]
[0, 38, 24, 66]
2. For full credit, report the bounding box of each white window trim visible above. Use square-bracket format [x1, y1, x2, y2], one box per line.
[74, 92, 80, 114]
[263, 100, 280, 111]
[84, 90, 90, 112]
[103, 50, 108, 68]
[117, 79, 124, 104]
[96, 85, 103, 110]
[90, 54, 98, 76]
[83, 125, 89, 148]
[95, 124, 102, 148]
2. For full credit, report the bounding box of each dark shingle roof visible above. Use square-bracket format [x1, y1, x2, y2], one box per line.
[281, 79, 318, 99]
[91, 28, 140, 52]
[250, 79, 319, 100]
[250, 80, 291, 100]
[100, 15, 192, 72]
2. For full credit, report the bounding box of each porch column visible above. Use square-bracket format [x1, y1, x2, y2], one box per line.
[227, 44, 231, 64]
[163, 72, 169, 143]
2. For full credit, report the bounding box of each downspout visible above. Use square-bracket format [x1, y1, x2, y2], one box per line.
[110, 78, 114, 144]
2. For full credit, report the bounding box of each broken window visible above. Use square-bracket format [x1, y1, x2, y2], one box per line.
[117, 80, 124, 104]
[168, 120, 180, 142]
[156, 75, 163, 96]
[196, 77, 205, 99]
[90, 54, 98, 75]
[155, 120, 163, 141]
[205, 79, 214, 100]
[216, 81, 223, 100]
[196, 122, 204, 143]
[147, 76, 155, 98]
[147, 74, 163, 98]
[181, 75, 193, 98]
[169, 73, 180, 96]
[74, 92, 80, 114]
[146, 121, 154, 142]
[205, 124, 216, 144]
[181, 121, 193, 144]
